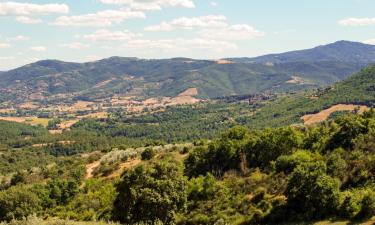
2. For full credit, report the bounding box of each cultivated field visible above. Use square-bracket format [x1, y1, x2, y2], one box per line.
[301, 104, 370, 125]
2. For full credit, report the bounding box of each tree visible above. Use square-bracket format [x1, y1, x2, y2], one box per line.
[113, 160, 187, 224]
[0, 185, 42, 221]
[246, 127, 304, 169]
[285, 162, 340, 219]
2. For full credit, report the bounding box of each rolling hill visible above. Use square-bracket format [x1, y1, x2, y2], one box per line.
[246, 64, 375, 128]
[0, 41, 373, 103]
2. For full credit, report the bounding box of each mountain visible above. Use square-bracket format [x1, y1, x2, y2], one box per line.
[247, 64, 375, 128]
[230, 41, 375, 63]
[0, 41, 373, 103]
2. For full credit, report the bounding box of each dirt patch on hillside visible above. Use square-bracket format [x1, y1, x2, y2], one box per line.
[169, 96, 201, 105]
[302, 104, 370, 125]
[93, 78, 115, 88]
[85, 161, 101, 179]
[178, 88, 198, 97]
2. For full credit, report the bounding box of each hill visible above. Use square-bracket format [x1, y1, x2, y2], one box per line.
[0, 41, 372, 103]
[246, 64, 375, 128]
[231, 40, 375, 63]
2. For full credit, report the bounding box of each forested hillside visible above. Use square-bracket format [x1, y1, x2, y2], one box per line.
[0, 41, 373, 102]
[0, 110, 374, 224]
[245, 64, 375, 128]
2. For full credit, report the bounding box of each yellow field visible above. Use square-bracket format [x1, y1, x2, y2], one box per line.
[0, 117, 50, 127]
[302, 104, 370, 125]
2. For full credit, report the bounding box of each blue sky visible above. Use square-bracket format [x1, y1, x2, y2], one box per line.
[0, 0, 375, 70]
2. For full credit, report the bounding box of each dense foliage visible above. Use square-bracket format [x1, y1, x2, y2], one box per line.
[0, 110, 373, 224]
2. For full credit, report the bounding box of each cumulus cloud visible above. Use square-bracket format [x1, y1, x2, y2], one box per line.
[145, 15, 227, 31]
[339, 17, 375, 26]
[83, 29, 141, 41]
[61, 42, 90, 50]
[145, 15, 264, 41]
[52, 9, 145, 27]
[16, 16, 42, 24]
[0, 43, 10, 48]
[200, 24, 265, 40]
[99, 0, 195, 10]
[0, 2, 69, 16]
[30, 46, 47, 52]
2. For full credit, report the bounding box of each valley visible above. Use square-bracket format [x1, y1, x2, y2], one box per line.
[0, 41, 374, 225]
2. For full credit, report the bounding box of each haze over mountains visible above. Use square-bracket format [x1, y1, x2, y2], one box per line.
[0, 40, 374, 103]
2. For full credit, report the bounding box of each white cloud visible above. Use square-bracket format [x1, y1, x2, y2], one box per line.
[99, 0, 195, 10]
[30, 46, 47, 52]
[145, 15, 227, 31]
[8, 35, 30, 41]
[200, 24, 265, 40]
[0, 43, 10, 48]
[16, 16, 42, 24]
[83, 29, 141, 41]
[364, 39, 375, 45]
[52, 9, 145, 27]
[61, 42, 90, 50]
[210, 1, 218, 7]
[0, 2, 69, 16]
[124, 38, 237, 52]
[145, 15, 264, 41]
[339, 17, 375, 26]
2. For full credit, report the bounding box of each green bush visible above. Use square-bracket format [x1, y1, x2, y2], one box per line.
[141, 148, 156, 160]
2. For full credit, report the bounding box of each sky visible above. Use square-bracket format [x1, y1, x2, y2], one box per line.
[0, 0, 375, 70]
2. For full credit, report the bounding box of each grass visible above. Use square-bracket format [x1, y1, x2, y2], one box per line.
[26, 117, 50, 127]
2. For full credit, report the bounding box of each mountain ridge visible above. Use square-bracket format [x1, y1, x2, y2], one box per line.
[0, 40, 373, 102]
[228, 40, 375, 63]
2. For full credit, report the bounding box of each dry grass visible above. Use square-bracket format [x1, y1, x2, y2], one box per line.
[301, 104, 370, 125]
[0, 117, 50, 127]
[178, 88, 198, 97]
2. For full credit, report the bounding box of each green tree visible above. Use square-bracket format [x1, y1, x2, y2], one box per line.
[285, 162, 340, 219]
[246, 127, 304, 169]
[0, 185, 42, 221]
[113, 160, 187, 224]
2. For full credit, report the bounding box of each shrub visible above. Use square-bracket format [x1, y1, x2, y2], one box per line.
[141, 148, 156, 160]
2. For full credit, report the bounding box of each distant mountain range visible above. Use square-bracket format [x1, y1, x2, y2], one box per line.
[0, 40, 374, 103]
[229, 40, 375, 63]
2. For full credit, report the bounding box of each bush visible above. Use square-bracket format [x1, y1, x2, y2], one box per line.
[358, 190, 375, 219]
[141, 148, 156, 160]
[0, 186, 42, 221]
